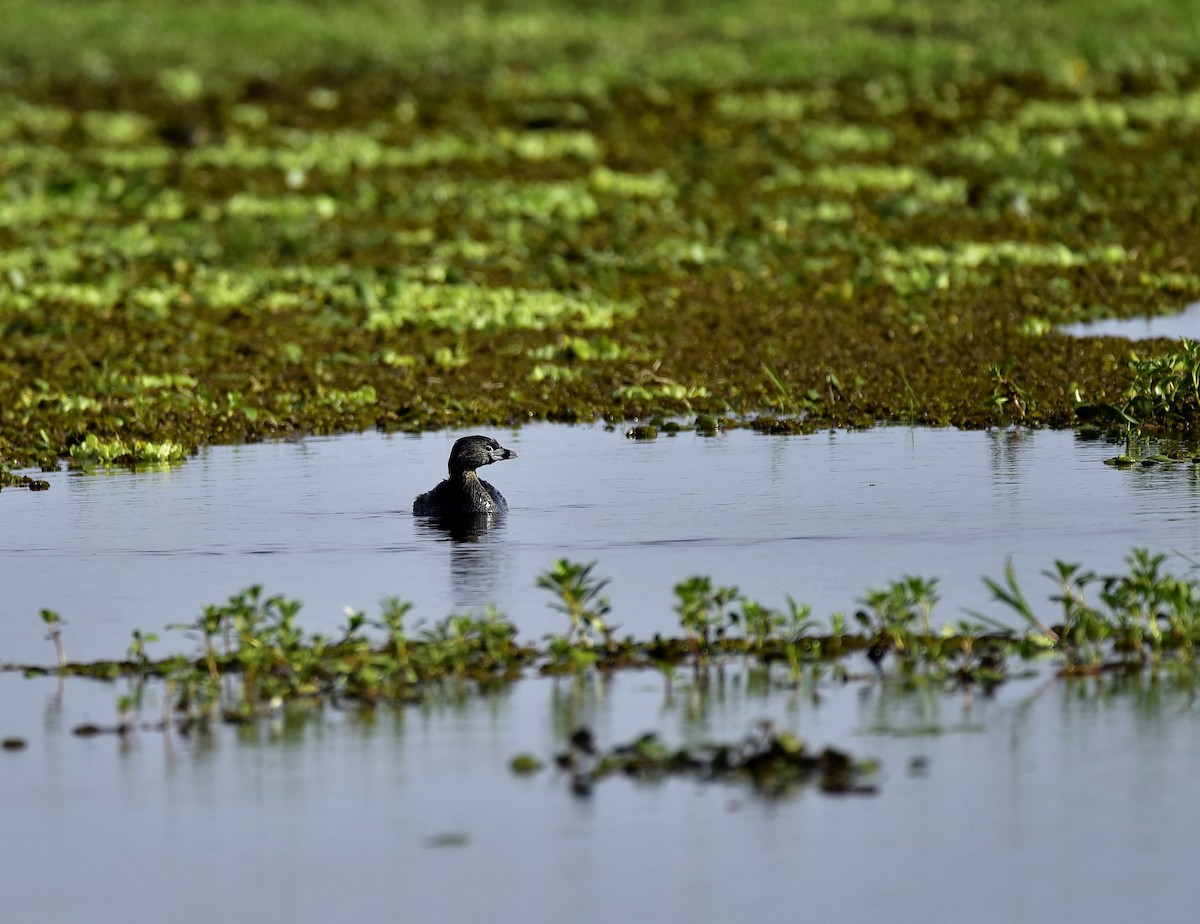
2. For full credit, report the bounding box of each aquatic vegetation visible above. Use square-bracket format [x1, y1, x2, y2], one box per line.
[40, 609, 65, 671]
[977, 549, 1200, 671]
[0, 470, 50, 491]
[1075, 339, 1200, 458]
[1117, 340, 1200, 434]
[544, 723, 877, 799]
[537, 559, 613, 650]
[1016, 88, 1200, 132]
[0, 4, 1195, 464]
[509, 753, 545, 775]
[362, 280, 633, 335]
[67, 435, 188, 467]
[6, 547, 1200, 759]
[855, 576, 942, 652]
[674, 575, 740, 657]
[986, 359, 1035, 424]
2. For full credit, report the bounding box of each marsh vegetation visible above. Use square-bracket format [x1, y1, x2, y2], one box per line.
[2, 1, 1200, 477]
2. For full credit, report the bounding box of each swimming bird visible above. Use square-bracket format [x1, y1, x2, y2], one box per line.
[412, 435, 518, 517]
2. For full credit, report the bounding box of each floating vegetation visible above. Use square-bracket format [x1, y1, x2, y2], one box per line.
[543, 725, 877, 799]
[0, 470, 49, 491]
[0, 1, 1198, 468]
[1015, 89, 1200, 132]
[67, 435, 188, 468]
[362, 279, 634, 335]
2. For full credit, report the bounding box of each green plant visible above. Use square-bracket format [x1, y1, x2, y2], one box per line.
[127, 629, 158, 666]
[782, 596, 817, 682]
[973, 552, 1200, 669]
[17, 550, 1200, 740]
[40, 609, 65, 670]
[975, 559, 1052, 635]
[1123, 339, 1200, 432]
[738, 597, 783, 652]
[537, 559, 612, 648]
[374, 596, 416, 679]
[1044, 562, 1109, 667]
[1076, 339, 1200, 448]
[542, 633, 598, 673]
[855, 576, 939, 653]
[986, 359, 1033, 424]
[673, 575, 738, 658]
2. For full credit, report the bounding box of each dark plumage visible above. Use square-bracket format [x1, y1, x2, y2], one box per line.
[412, 435, 518, 517]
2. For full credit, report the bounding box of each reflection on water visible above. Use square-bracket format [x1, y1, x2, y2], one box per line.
[3, 664, 1200, 923]
[986, 425, 1036, 491]
[413, 514, 511, 608]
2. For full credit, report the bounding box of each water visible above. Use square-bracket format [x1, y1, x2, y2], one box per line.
[4, 424, 1200, 922]
[2, 667, 1197, 923]
[5, 425, 1200, 665]
[1059, 299, 1200, 340]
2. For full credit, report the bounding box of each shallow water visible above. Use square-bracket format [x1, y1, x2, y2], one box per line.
[4, 424, 1200, 922]
[1059, 299, 1200, 340]
[4, 424, 1200, 665]
[2, 665, 1198, 924]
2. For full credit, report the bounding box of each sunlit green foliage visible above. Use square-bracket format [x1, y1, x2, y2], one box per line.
[12, 549, 1200, 733]
[68, 434, 187, 467]
[537, 559, 612, 651]
[978, 549, 1200, 670]
[1, 0, 1199, 467]
[1075, 339, 1200, 448]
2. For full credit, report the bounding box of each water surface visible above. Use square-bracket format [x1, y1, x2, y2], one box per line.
[1059, 299, 1200, 340]
[4, 425, 1200, 665]
[1, 665, 1196, 924]
[4, 424, 1200, 923]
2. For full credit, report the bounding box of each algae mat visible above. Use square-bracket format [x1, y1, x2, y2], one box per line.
[2, 0, 1200, 469]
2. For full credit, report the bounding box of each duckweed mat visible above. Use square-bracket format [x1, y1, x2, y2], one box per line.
[3, 0, 1200, 469]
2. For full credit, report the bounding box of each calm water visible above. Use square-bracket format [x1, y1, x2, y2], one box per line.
[4, 425, 1200, 664]
[1060, 299, 1200, 340]
[2, 665, 1198, 923]
[4, 424, 1200, 923]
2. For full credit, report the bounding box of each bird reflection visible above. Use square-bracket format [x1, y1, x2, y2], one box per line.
[414, 514, 509, 607]
[417, 513, 501, 542]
